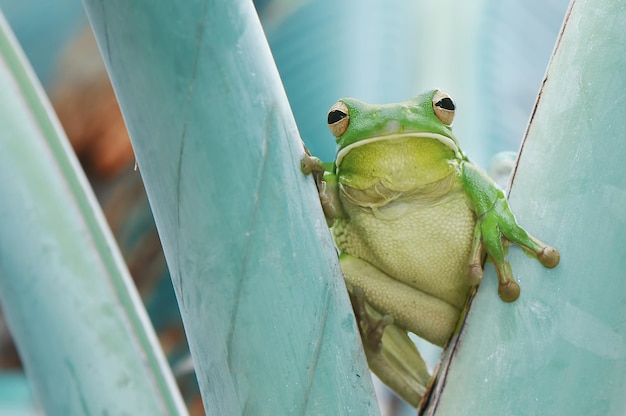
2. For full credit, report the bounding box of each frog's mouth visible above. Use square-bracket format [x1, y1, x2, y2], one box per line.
[336, 133, 462, 166]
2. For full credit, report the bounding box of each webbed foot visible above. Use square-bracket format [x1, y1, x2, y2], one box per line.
[349, 287, 394, 352]
[467, 197, 560, 302]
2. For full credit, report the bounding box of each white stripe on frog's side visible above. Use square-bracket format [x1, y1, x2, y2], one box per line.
[335, 133, 462, 166]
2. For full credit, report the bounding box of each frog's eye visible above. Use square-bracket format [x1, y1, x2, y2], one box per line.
[432, 91, 455, 125]
[327, 101, 350, 137]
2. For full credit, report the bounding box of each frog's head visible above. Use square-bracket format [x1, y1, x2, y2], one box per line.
[327, 90, 465, 165]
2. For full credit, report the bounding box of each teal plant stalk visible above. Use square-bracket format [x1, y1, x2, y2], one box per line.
[81, 0, 379, 414]
[425, 0, 626, 414]
[0, 11, 188, 416]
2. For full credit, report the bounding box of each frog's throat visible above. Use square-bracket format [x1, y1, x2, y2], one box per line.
[336, 133, 461, 166]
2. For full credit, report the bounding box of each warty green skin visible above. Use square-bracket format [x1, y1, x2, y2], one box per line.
[301, 89, 559, 408]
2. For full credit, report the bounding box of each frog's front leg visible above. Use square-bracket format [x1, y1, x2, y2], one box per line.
[301, 150, 344, 225]
[462, 162, 560, 301]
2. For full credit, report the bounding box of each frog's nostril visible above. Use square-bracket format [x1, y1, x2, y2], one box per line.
[384, 120, 401, 133]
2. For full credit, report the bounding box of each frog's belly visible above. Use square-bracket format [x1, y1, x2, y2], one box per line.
[333, 191, 475, 309]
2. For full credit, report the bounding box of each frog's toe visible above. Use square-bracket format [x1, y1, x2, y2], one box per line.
[348, 286, 394, 352]
[501, 225, 560, 270]
[300, 154, 320, 174]
[490, 258, 520, 302]
[537, 245, 560, 268]
[467, 227, 484, 286]
[498, 280, 520, 302]
[363, 314, 394, 352]
[467, 263, 483, 286]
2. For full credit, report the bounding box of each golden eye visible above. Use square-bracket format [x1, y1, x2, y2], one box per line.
[327, 101, 350, 137]
[432, 90, 455, 125]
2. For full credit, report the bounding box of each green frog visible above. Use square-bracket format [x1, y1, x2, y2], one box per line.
[301, 90, 560, 407]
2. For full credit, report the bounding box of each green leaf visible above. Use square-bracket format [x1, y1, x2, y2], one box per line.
[81, 0, 379, 414]
[0, 11, 187, 415]
[426, 1, 626, 414]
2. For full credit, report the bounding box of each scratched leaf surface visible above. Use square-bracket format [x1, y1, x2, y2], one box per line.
[81, 0, 378, 415]
[0, 11, 187, 415]
[429, 1, 626, 414]
[0, 0, 579, 414]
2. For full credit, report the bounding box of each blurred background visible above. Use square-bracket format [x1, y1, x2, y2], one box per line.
[0, 1, 570, 415]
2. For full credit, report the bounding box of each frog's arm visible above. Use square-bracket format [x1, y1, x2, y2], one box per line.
[460, 162, 560, 302]
[301, 149, 345, 225]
